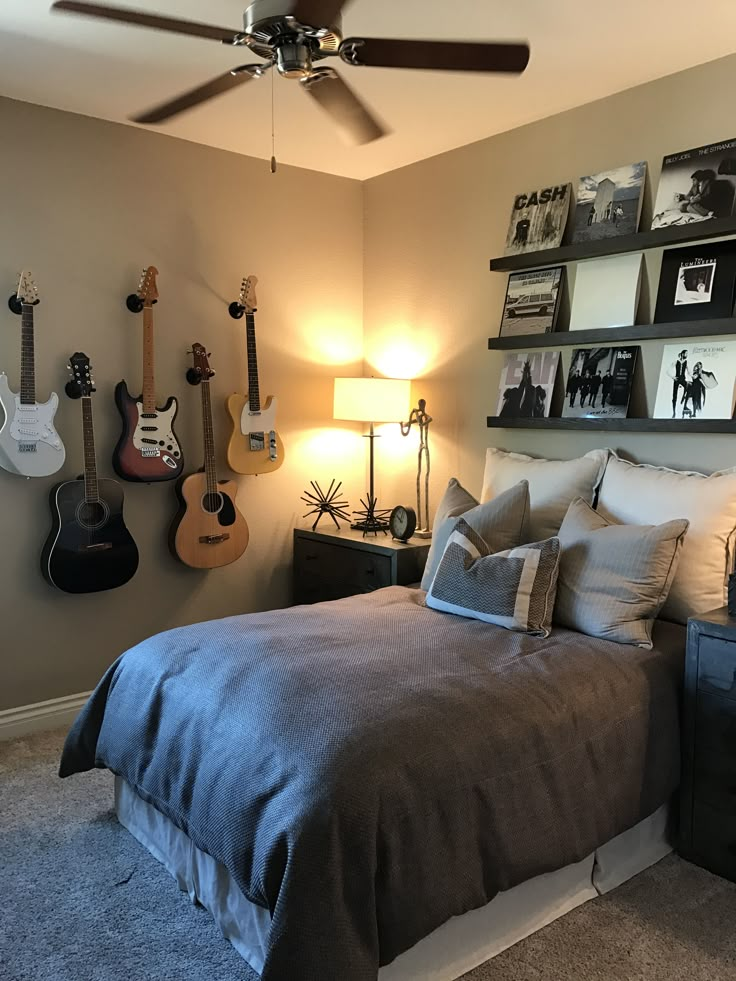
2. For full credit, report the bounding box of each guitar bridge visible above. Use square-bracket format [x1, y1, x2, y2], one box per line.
[80, 542, 112, 552]
[249, 432, 265, 452]
[18, 443, 37, 453]
[198, 533, 231, 545]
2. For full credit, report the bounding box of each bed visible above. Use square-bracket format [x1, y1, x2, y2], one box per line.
[61, 584, 685, 981]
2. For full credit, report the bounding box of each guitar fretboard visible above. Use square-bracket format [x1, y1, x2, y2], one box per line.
[245, 312, 261, 413]
[81, 397, 99, 503]
[142, 306, 156, 415]
[20, 304, 36, 405]
[200, 379, 218, 497]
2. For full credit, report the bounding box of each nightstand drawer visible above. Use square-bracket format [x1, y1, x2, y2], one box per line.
[691, 799, 736, 883]
[693, 692, 736, 815]
[294, 538, 392, 592]
[698, 635, 736, 701]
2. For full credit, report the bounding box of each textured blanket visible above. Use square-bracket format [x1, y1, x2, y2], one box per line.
[60, 586, 684, 981]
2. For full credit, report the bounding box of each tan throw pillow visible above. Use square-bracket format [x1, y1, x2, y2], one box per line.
[426, 518, 560, 637]
[596, 453, 736, 623]
[555, 498, 689, 648]
[421, 479, 530, 591]
[481, 447, 609, 542]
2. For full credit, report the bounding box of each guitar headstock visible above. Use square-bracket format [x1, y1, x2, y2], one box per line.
[67, 352, 96, 398]
[189, 343, 215, 383]
[15, 270, 40, 306]
[239, 276, 258, 314]
[137, 266, 159, 306]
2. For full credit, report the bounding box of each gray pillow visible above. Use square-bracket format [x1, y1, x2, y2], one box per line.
[554, 497, 689, 648]
[421, 479, 530, 590]
[426, 518, 560, 637]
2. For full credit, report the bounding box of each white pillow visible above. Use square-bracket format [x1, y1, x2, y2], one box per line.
[596, 453, 736, 623]
[480, 447, 610, 542]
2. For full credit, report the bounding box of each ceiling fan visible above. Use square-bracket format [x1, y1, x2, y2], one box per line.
[51, 0, 530, 145]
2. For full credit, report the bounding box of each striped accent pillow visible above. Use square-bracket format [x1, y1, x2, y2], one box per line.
[426, 518, 561, 637]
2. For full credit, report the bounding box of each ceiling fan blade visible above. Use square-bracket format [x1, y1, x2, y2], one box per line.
[290, 0, 349, 26]
[301, 68, 387, 145]
[51, 2, 241, 43]
[340, 37, 530, 74]
[131, 67, 266, 124]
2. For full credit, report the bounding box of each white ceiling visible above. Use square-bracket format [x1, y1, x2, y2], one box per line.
[2, 0, 736, 180]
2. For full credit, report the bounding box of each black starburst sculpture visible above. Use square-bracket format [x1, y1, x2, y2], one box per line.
[352, 494, 392, 537]
[301, 480, 351, 532]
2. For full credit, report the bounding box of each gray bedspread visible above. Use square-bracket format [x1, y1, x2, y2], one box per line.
[60, 586, 685, 981]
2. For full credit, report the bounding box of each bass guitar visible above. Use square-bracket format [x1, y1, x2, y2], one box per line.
[113, 265, 183, 481]
[226, 276, 284, 475]
[41, 353, 139, 593]
[0, 270, 65, 477]
[171, 344, 249, 569]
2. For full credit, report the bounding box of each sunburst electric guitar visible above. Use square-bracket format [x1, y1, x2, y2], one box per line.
[113, 265, 183, 482]
[226, 276, 284, 475]
[170, 344, 249, 569]
[0, 271, 65, 477]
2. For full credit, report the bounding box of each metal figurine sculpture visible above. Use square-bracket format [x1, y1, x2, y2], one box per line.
[400, 398, 433, 539]
[300, 479, 351, 532]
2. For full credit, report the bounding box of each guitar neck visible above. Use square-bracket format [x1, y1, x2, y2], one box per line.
[20, 303, 36, 405]
[245, 312, 261, 412]
[200, 379, 218, 495]
[142, 305, 156, 414]
[81, 396, 99, 503]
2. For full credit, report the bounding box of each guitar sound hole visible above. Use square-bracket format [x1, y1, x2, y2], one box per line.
[202, 492, 224, 515]
[75, 499, 110, 530]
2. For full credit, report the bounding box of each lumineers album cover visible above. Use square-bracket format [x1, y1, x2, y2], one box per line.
[499, 266, 564, 337]
[503, 184, 571, 255]
[562, 347, 639, 419]
[654, 342, 736, 420]
[572, 162, 647, 243]
[496, 350, 560, 418]
[651, 138, 736, 230]
[654, 241, 736, 323]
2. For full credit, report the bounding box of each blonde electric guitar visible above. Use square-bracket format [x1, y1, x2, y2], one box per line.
[170, 344, 249, 569]
[226, 276, 284, 475]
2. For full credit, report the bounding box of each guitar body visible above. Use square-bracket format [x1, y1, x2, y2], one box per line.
[226, 392, 284, 475]
[170, 470, 249, 569]
[41, 476, 139, 593]
[0, 373, 65, 477]
[113, 380, 183, 482]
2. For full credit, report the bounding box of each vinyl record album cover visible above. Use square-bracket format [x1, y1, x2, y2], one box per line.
[562, 347, 639, 419]
[654, 241, 736, 322]
[651, 139, 736, 230]
[503, 184, 571, 256]
[569, 253, 643, 331]
[499, 266, 565, 337]
[572, 162, 647, 243]
[653, 342, 736, 419]
[495, 350, 560, 418]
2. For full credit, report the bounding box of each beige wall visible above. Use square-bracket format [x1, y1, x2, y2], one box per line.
[0, 96, 365, 710]
[363, 53, 736, 513]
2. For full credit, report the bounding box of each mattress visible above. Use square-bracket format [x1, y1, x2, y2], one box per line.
[116, 778, 672, 981]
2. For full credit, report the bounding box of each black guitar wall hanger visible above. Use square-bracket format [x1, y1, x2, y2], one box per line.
[228, 299, 245, 320]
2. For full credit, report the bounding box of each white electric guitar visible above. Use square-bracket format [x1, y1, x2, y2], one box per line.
[0, 271, 65, 477]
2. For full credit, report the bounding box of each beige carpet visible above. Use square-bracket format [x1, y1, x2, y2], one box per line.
[2, 728, 736, 981]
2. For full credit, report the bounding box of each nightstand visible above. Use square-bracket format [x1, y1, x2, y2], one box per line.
[293, 528, 430, 605]
[680, 606, 736, 882]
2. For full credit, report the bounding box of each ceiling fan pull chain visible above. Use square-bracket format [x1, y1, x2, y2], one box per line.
[270, 67, 277, 174]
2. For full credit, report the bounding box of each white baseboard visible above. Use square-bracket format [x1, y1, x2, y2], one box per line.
[0, 690, 92, 741]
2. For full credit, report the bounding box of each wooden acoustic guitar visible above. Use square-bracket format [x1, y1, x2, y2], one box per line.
[113, 265, 183, 482]
[170, 344, 249, 569]
[0, 270, 66, 477]
[226, 276, 284, 475]
[41, 353, 139, 593]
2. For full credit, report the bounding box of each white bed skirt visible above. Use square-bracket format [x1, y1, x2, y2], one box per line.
[115, 778, 672, 981]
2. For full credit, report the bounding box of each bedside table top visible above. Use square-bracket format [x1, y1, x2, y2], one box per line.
[294, 526, 429, 555]
[689, 606, 734, 634]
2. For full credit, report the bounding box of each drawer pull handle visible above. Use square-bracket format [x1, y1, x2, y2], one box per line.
[304, 554, 318, 561]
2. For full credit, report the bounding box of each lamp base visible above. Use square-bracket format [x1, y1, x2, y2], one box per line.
[413, 529, 433, 540]
[351, 493, 391, 536]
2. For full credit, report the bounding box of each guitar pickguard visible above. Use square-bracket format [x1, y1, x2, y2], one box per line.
[240, 396, 279, 459]
[7, 392, 63, 450]
[132, 400, 181, 462]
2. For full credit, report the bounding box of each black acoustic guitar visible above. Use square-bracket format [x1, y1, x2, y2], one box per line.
[41, 353, 139, 593]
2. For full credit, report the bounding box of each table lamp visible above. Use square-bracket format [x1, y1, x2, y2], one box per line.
[334, 376, 411, 534]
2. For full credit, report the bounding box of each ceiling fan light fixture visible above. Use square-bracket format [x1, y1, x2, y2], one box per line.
[275, 41, 312, 78]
